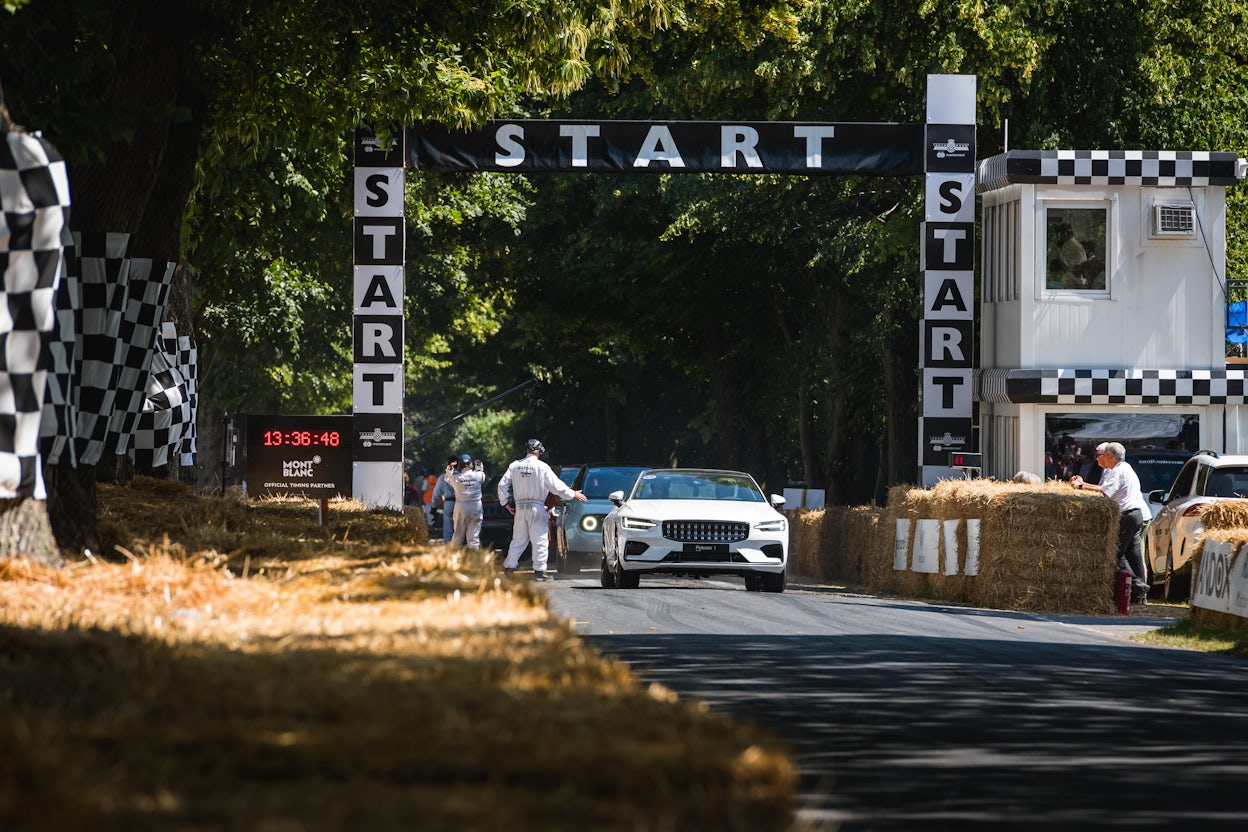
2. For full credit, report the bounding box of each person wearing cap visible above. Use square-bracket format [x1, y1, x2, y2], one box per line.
[448, 453, 486, 548]
[497, 439, 586, 580]
[432, 455, 458, 543]
[1070, 441, 1151, 604]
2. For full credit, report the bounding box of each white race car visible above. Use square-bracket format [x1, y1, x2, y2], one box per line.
[600, 468, 789, 592]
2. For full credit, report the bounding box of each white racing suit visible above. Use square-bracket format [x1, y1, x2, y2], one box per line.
[498, 454, 576, 571]
[449, 467, 486, 547]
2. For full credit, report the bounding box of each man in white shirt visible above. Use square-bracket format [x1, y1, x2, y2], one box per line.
[497, 439, 586, 580]
[1070, 441, 1151, 603]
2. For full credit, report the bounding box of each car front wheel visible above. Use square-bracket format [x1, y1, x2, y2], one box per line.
[600, 553, 617, 588]
[613, 556, 640, 589]
[760, 570, 786, 593]
[744, 573, 763, 592]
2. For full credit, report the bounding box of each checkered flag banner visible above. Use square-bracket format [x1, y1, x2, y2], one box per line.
[0, 131, 71, 499]
[67, 230, 130, 465]
[175, 329, 198, 466]
[39, 224, 79, 467]
[107, 256, 175, 455]
[132, 322, 196, 469]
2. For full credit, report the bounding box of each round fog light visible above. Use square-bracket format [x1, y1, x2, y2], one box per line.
[581, 515, 600, 532]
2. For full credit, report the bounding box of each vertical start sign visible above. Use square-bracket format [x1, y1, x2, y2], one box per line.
[353, 131, 406, 508]
[919, 76, 976, 485]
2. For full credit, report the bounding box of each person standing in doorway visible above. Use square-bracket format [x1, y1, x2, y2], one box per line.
[448, 453, 486, 548]
[1070, 442, 1151, 604]
[497, 439, 586, 580]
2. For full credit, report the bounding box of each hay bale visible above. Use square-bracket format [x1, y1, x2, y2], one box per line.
[786, 509, 827, 580]
[1196, 500, 1248, 532]
[788, 478, 1122, 614]
[879, 480, 1117, 614]
[1189, 533, 1248, 632]
[970, 482, 1118, 614]
[828, 505, 886, 584]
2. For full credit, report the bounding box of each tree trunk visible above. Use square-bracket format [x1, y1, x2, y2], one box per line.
[0, 498, 62, 567]
[796, 380, 820, 488]
[883, 308, 920, 489]
[44, 463, 99, 557]
[821, 288, 848, 504]
[705, 320, 739, 470]
[1, 80, 65, 566]
[41, 6, 204, 548]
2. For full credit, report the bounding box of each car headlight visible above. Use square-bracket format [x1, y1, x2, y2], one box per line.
[755, 518, 787, 532]
[580, 515, 600, 532]
[621, 515, 657, 530]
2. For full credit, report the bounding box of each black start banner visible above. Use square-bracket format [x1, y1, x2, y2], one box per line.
[408, 120, 923, 177]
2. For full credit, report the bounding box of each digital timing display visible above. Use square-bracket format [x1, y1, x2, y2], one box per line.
[261, 430, 343, 448]
[245, 415, 355, 498]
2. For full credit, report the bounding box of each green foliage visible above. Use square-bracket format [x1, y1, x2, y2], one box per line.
[7, 0, 1248, 501]
[449, 409, 524, 469]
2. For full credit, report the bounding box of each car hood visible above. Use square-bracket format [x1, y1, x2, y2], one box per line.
[613, 499, 783, 524]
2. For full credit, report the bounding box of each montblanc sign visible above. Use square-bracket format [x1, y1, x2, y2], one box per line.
[408, 121, 923, 177]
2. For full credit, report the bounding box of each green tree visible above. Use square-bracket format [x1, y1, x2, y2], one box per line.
[0, 0, 678, 554]
[482, 0, 1248, 501]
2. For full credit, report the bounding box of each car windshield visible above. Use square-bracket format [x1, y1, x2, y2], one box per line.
[579, 466, 648, 499]
[631, 471, 764, 502]
[1200, 466, 1248, 498]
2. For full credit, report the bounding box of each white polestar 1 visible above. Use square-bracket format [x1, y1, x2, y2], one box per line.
[600, 468, 789, 592]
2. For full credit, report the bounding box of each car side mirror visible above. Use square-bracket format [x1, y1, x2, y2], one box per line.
[608, 490, 625, 506]
[770, 494, 786, 509]
[1148, 489, 1165, 504]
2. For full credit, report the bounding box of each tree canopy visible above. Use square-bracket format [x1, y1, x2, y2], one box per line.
[3, 0, 1248, 518]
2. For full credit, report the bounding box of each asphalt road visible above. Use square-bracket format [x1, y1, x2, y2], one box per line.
[544, 566, 1248, 832]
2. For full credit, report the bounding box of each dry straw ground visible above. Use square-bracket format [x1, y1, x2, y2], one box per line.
[0, 478, 796, 832]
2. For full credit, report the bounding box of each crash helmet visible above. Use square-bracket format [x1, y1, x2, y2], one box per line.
[459, 453, 472, 467]
[525, 438, 545, 455]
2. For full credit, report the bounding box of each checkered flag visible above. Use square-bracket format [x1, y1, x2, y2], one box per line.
[175, 328, 197, 466]
[71, 230, 130, 466]
[107, 257, 174, 456]
[39, 227, 79, 467]
[132, 322, 195, 469]
[0, 131, 71, 499]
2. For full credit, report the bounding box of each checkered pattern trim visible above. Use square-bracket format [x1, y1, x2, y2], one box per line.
[977, 150, 1244, 193]
[132, 322, 196, 469]
[72, 231, 130, 465]
[976, 368, 1248, 404]
[0, 131, 71, 499]
[40, 228, 79, 467]
[107, 257, 175, 455]
[175, 330, 198, 466]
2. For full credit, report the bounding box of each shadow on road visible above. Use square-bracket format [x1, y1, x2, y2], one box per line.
[592, 632, 1248, 831]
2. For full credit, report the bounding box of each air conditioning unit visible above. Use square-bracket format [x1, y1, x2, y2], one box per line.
[1150, 200, 1197, 238]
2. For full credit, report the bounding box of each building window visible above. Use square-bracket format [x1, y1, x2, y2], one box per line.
[1043, 412, 1199, 491]
[1045, 206, 1108, 291]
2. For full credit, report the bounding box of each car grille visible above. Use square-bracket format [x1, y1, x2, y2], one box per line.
[662, 520, 749, 543]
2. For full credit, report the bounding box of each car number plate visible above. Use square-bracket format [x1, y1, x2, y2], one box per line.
[683, 543, 728, 555]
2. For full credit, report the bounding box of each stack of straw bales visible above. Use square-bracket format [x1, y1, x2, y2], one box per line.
[790, 479, 1120, 614]
[787, 505, 886, 584]
[1188, 501, 1248, 631]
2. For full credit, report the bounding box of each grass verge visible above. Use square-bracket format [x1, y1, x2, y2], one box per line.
[1133, 617, 1248, 658]
[0, 477, 796, 832]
